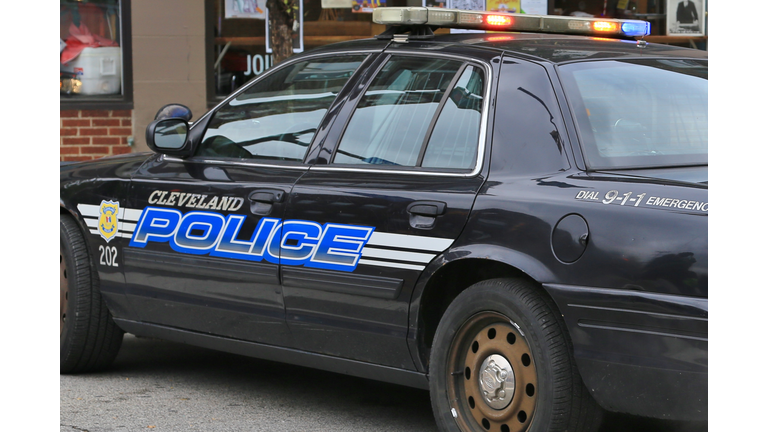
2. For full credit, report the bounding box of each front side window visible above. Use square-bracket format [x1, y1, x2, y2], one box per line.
[334, 56, 485, 170]
[559, 59, 708, 169]
[197, 55, 367, 161]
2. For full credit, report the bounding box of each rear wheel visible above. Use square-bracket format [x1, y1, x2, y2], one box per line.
[60, 214, 124, 373]
[429, 278, 602, 432]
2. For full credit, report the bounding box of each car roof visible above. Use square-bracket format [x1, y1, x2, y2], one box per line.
[309, 32, 708, 64]
[435, 33, 708, 63]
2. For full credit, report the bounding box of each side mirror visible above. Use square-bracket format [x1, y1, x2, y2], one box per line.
[146, 118, 192, 157]
[154, 103, 193, 122]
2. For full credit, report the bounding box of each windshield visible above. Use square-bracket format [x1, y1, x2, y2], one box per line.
[559, 59, 707, 170]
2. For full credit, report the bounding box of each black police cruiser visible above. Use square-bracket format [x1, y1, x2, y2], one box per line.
[60, 8, 707, 432]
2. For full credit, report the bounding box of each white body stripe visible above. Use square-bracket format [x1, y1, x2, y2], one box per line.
[362, 247, 436, 264]
[358, 259, 425, 271]
[77, 203, 100, 218]
[367, 232, 453, 252]
[122, 209, 143, 221]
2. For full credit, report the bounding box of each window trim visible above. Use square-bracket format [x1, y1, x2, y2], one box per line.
[163, 155, 311, 171]
[320, 52, 492, 178]
[59, 0, 134, 111]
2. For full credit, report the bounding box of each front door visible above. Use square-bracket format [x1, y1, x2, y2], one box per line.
[122, 53, 371, 345]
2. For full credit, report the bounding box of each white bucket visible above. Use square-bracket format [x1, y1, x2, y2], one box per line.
[63, 47, 122, 95]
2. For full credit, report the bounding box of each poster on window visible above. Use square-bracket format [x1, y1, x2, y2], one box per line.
[666, 0, 705, 36]
[352, 0, 386, 13]
[422, 0, 448, 7]
[449, 0, 485, 33]
[452, 0, 485, 11]
[265, 1, 304, 54]
[487, 0, 520, 13]
[322, 0, 349, 8]
[225, 0, 266, 19]
[520, 0, 547, 14]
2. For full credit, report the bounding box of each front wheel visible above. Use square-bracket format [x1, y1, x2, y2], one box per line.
[429, 278, 602, 432]
[60, 214, 124, 373]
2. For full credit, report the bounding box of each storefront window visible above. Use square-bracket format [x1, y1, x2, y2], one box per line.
[60, 0, 132, 107]
[553, 0, 707, 39]
[207, 0, 403, 103]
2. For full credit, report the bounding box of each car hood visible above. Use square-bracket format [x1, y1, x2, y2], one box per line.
[60, 152, 155, 180]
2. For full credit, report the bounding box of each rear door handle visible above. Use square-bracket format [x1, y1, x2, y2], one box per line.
[407, 201, 446, 229]
[407, 201, 446, 217]
[248, 189, 285, 215]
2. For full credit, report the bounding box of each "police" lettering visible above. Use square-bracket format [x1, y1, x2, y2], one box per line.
[129, 207, 374, 272]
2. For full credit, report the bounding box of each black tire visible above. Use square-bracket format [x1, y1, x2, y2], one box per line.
[429, 278, 602, 432]
[60, 214, 124, 373]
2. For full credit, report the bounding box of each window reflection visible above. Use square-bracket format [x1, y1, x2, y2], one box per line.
[335, 57, 463, 166]
[198, 57, 366, 161]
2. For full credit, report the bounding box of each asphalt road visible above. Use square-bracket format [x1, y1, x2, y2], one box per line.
[61, 335, 706, 432]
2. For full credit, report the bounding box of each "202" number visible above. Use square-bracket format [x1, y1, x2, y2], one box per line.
[99, 245, 118, 267]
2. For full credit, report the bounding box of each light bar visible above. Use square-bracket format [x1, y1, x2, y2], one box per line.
[372, 7, 650, 38]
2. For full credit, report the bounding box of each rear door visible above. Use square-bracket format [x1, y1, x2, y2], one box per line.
[280, 46, 495, 368]
[123, 53, 374, 346]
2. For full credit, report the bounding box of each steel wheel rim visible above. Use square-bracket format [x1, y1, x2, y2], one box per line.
[60, 248, 68, 335]
[447, 312, 537, 432]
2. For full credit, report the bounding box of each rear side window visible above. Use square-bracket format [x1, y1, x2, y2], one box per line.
[422, 66, 484, 169]
[197, 56, 367, 161]
[334, 56, 485, 170]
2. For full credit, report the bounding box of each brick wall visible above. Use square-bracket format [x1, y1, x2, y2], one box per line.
[60, 110, 134, 162]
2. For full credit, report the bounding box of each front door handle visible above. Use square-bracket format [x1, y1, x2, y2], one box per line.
[249, 189, 285, 215]
[249, 190, 284, 204]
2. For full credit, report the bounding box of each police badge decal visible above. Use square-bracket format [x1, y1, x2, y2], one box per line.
[98, 200, 120, 243]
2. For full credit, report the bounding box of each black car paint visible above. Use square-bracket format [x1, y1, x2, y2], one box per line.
[124, 156, 304, 346]
[61, 153, 149, 320]
[60, 34, 707, 422]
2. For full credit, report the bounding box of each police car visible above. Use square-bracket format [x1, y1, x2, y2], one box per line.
[60, 7, 707, 432]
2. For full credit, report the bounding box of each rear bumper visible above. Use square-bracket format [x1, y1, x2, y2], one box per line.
[544, 284, 707, 421]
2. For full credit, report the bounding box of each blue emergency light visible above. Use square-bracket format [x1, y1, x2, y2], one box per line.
[621, 21, 652, 37]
